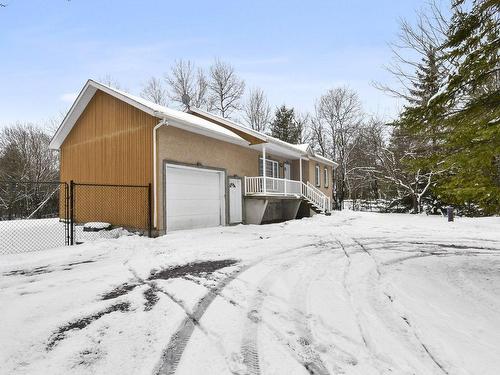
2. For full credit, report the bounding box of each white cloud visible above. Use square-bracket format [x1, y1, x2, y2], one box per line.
[59, 92, 78, 103]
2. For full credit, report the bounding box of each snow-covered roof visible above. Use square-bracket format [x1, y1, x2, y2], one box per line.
[49, 80, 337, 167]
[49, 80, 248, 150]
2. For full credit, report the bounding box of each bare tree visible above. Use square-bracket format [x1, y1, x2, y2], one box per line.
[0, 123, 59, 218]
[0, 123, 58, 182]
[243, 88, 271, 132]
[313, 87, 364, 206]
[310, 113, 328, 157]
[44, 110, 68, 136]
[208, 59, 245, 118]
[370, 128, 447, 213]
[294, 112, 311, 144]
[373, 1, 450, 100]
[140, 77, 168, 106]
[166, 59, 195, 110]
[98, 74, 123, 90]
[165, 60, 210, 111]
[190, 68, 210, 109]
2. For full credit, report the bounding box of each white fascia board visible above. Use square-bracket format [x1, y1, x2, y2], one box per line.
[310, 154, 338, 167]
[252, 142, 304, 159]
[49, 80, 162, 150]
[49, 81, 97, 150]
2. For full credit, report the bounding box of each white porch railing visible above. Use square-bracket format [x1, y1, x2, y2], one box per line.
[244, 176, 331, 213]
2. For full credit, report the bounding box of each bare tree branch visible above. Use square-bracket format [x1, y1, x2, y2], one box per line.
[208, 59, 245, 119]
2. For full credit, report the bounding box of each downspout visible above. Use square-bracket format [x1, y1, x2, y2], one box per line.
[153, 118, 168, 230]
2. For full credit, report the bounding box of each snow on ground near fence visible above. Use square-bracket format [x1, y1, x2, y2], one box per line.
[0, 212, 499, 374]
[0, 218, 67, 254]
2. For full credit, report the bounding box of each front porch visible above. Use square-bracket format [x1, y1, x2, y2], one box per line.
[244, 176, 331, 214]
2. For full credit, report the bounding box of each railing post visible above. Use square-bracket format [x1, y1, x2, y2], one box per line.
[262, 146, 267, 195]
[284, 177, 287, 195]
[299, 157, 303, 183]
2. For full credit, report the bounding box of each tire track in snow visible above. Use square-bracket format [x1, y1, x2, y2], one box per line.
[153, 242, 323, 375]
[241, 245, 332, 375]
[352, 238, 450, 375]
[154, 266, 250, 375]
[290, 248, 342, 375]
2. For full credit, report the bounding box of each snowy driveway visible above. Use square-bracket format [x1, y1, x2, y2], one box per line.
[1, 212, 499, 375]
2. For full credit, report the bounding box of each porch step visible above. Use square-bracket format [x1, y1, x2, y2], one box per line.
[303, 199, 328, 215]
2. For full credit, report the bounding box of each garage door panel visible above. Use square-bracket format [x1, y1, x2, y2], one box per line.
[167, 168, 219, 185]
[166, 165, 225, 231]
[167, 199, 221, 215]
[167, 214, 221, 231]
[166, 183, 221, 198]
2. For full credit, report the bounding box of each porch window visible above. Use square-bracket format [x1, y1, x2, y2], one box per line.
[324, 167, 329, 188]
[315, 165, 320, 187]
[259, 158, 279, 178]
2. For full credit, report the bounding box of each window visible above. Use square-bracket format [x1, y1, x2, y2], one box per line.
[259, 158, 279, 178]
[324, 167, 329, 187]
[315, 165, 320, 187]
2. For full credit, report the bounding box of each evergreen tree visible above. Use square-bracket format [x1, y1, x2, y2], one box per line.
[429, 0, 500, 214]
[389, 45, 447, 213]
[269, 105, 302, 144]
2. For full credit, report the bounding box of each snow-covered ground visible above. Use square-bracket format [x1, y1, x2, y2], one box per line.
[0, 218, 67, 254]
[1, 212, 499, 375]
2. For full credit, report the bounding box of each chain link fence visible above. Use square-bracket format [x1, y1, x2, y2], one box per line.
[0, 181, 152, 255]
[0, 181, 69, 254]
[71, 182, 152, 245]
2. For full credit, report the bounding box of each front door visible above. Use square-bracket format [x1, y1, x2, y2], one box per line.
[228, 177, 242, 224]
[284, 162, 291, 180]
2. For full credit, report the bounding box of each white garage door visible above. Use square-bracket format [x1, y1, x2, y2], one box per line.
[166, 164, 225, 231]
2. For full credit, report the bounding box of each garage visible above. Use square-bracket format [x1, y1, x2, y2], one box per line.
[165, 164, 226, 231]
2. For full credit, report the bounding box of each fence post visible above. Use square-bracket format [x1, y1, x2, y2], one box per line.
[65, 182, 70, 246]
[148, 183, 152, 238]
[70, 180, 74, 245]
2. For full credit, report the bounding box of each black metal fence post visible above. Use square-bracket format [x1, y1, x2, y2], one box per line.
[70, 180, 74, 245]
[148, 183, 152, 238]
[65, 182, 70, 246]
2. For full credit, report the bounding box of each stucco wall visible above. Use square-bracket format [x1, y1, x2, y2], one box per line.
[156, 125, 334, 231]
[308, 160, 334, 197]
[156, 126, 261, 232]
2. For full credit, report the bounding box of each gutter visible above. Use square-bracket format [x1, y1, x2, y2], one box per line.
[153, 117, 168, 229]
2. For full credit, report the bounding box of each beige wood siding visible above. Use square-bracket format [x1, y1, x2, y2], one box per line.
[59, 90, 157, 228]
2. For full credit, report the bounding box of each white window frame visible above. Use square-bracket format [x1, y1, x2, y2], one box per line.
[315, 165, 320, 187]
[324, 167, 329, 188]
[259, 157, 279, 178]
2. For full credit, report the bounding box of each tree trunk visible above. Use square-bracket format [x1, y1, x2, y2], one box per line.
[412, 195, 419, 214]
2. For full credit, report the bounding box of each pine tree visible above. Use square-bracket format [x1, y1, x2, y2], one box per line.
[389, 45, 447, 212]
[269, 105, 302, 144]
[429, 0, 500, 214]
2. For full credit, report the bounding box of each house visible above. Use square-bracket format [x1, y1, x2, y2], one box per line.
[49, 80, 337, 234]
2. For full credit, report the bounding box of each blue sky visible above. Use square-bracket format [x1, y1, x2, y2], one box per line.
[0, 0, 426, 129]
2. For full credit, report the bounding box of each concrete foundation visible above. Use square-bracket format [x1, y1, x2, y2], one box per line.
[244, 197, 302, 225]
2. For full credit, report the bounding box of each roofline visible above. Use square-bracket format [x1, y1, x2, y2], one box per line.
[188, 108, 267, 145]
[49, 79, 165, 150]
[48, 80, 337, 167]
[310, 154, 338, 167]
